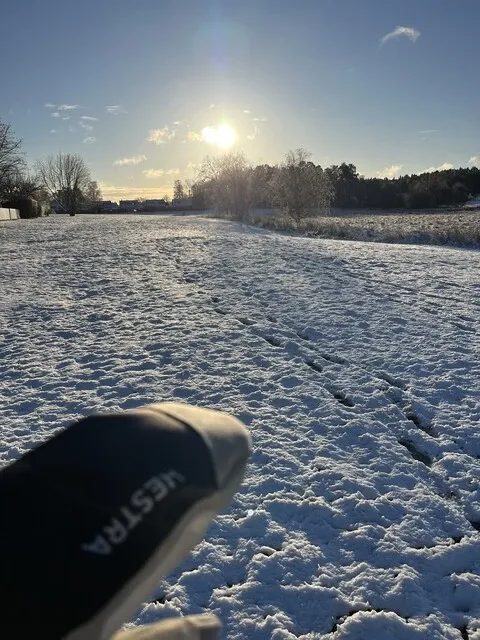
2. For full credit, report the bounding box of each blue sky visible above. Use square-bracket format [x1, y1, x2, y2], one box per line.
[2, 0, 479, 200]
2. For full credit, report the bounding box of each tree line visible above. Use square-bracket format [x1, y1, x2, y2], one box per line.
[181, 153, 480, 219]
[0, 117, 101, 216]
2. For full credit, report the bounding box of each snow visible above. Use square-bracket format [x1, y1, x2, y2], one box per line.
[1, 214, 479, 639]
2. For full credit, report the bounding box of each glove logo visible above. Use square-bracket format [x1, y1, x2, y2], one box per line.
[81, 470, 185, 555]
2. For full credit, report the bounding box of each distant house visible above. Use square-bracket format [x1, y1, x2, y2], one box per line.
[92, 200, 119, 213]
[144, 199, 168, 210]
[172, 198, 193, 209]
[119, 200, 142, 212]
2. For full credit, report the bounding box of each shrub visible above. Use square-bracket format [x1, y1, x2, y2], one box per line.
[3, 197, 39, 219]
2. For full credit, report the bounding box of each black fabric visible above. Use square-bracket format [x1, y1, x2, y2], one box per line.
[0, 409, 217, 638]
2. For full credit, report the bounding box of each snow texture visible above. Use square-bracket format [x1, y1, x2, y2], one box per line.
[1, 215, 479, 639]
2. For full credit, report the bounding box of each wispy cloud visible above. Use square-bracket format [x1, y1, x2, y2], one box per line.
[68, 125, 76, 133]
[147, 126, 176, 144]
[106, 105, 127, 115]
[143, 168, 180, 178]
[421, 162, 453, 173]
[82, 136, 96, 144]
[376, 165, 403, 179]
[61, 115, 70, 120]
[51, 112, 60, 118]
[81, 116, 98, 121]
[419, 129, 440, 135]
[468, 156, 479, 167]
[58, 104, 80, 111]
[244, 110, 268, 141]
[44, 103, 56, 108]
[186, 130, 202, 142]
[79, 122, 94, 131]
[99, 182, 175, 201]
[380, 26, 421, 46]
[114, 154, 147, 166]
[50, 129, 56, 134]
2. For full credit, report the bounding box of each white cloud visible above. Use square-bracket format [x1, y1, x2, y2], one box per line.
[58, 104, 80, 111]
[376, 165, 403, 179]
[421, 162, 453, 173]
[106, 105, 127, 115]
[61, 115, 70, 120]
[79, 122, 93, 131]
[468, 156, 480, 167]
[44, 103, 56, 108]
[380, 26, 421, 46]
[186, 130, 202, 142]
[81, 116, 99, 121]
[113, 154, 147, 166]
[82, 136, 96, 144]
[243, 109, 252, 115]
[50, 129, 56, 134]
[252, 116, 268, 122]
[147, 126, 176, 144]
[51, 112, 60, 118]
[419, 129, 440, 135]
[143, 168, 180, 178]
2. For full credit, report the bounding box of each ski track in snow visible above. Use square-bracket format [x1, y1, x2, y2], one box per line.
[1, 215, 479, 639]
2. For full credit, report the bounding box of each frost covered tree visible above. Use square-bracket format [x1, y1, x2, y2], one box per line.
[198, 152, 251, 218]
[0, 119, 26, 201]
[273, 148, 333, 222]
[34, 153, 92, 213]
[173, 179, 186, 200]
[85, 180, 102, 204]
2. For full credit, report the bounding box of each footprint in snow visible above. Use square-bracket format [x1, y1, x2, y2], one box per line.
[305, 359, 323, 373]
[238, 317, 256, 326]
[263, 336, 282, 347]
[326, 387, 354, 408]
[452, 322, 476, 334]
[398, 439, 432, 467]
[320, 353, 347, 365]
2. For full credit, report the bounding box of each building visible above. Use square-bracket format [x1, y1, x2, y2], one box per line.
[92, 200, 119, 212]
[119, 200, 142, 212]
[172, 198, 193, 209]
[144, 199, 168, 210]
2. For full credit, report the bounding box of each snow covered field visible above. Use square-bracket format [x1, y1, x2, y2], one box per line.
[1, 214, 479, 639]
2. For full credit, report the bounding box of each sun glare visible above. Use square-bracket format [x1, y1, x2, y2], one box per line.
[201, 124, 236, 149]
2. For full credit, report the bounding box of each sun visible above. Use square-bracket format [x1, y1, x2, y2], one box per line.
[201, 124, 236, 149]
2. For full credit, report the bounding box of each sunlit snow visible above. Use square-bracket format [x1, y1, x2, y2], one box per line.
[1, 215, 479, 639]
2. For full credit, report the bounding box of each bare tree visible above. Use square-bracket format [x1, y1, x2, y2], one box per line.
[272, 148, 333, 222]
[34, 153, 92, 213]
[0, 120, 25, 200]
[184, 178, 193, 198]
[85, 180, 102, 203]
[198, 152, 251, 218]
[173, 179, 185, 200]
[0, 170, 40, 200]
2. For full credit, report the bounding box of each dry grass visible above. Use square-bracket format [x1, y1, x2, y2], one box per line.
[213, 210, 480, 249]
